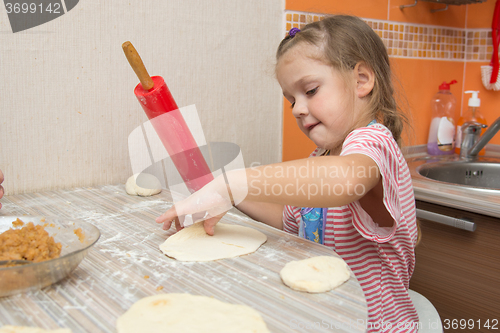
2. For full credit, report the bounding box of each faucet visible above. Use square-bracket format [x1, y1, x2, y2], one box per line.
[460, 117, 500, 160]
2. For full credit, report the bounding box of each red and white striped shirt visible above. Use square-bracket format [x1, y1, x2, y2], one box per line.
[283, 124, 419, 333]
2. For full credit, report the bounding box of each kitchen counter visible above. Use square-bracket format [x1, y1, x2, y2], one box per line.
[405, 144, 500, 218]
[406, 145, 500, 331]
[0, 185, 367, 333]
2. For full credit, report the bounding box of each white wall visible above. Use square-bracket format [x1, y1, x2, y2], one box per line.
[0, 0, 284, 195]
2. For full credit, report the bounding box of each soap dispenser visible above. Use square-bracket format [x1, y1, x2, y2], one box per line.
[427, 80, 457, 155]
[455, 91, 488, 156]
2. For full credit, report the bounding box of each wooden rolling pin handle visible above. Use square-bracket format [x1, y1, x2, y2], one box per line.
[122, 41, 155, 91]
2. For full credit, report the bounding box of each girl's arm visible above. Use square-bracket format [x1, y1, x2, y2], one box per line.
[157, 153, 379, 234]
[239, 154, 380, 207]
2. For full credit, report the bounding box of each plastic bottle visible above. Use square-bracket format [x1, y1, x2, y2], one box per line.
[427, 80, 457, 155]
[455, 90, 487, 156]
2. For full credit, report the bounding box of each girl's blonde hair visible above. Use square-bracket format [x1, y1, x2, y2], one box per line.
[276, 15, 410, 147]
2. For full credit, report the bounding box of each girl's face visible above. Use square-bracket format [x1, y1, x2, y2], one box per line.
[276, 43, 368, 153]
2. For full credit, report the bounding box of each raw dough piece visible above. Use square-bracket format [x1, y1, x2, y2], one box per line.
[116, 294, 270, 333]
[0, 327, 71, 333]
[125, 173, 161, 196]
[280, 256, 350, 293]
[159, 222, 266, 262]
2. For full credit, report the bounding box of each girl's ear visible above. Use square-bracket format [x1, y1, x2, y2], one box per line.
[353, 62, 375, 98]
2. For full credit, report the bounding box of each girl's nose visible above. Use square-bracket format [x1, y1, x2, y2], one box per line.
[292, 100, 308, 118]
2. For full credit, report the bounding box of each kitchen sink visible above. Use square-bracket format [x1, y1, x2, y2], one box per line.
[405, 147, 500, 219]
[407, 154, 500, 192]
[417, 161, 500, 189]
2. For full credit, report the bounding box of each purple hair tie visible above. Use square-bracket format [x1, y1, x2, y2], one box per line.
[288, 27, 300, 38]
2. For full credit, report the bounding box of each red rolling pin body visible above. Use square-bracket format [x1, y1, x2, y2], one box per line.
[134, 76, 214, 193]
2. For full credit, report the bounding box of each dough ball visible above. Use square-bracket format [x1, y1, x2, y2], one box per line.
[160, 222, 267, 262]
[125, 173, 161, 196]
[280, 256, 350, 293]
[0, 327, 71, 333]
[116, 294, 270, 333]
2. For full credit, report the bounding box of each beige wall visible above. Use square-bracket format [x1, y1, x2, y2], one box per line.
[0, 0, 284, 195]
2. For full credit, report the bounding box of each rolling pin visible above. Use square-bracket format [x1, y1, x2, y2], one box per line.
[122, 41, 214, 193]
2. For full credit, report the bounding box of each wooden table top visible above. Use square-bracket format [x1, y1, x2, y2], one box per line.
[0, 185, 367, 333]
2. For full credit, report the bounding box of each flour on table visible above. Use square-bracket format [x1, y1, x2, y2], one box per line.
[0, 327, 71, 333]
[116, 293, 270, 333]
[125, 173, 161, 196]
[280, 256, 350, 293]
[159, 222, 267, 262]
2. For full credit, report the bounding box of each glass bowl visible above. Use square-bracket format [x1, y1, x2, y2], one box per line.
[0, 216, 100, 297]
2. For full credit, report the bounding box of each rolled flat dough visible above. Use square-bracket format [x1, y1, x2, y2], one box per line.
[125, 173, 161, 196]
[159, 222, 267, 262]
[116, 294, 270, 333]
[0, 327, 71, 333]
[280, 256, 350, 293]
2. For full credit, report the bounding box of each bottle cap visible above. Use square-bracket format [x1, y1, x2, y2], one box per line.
[465, 90, 480, 107]
[438, 80, 457, 90]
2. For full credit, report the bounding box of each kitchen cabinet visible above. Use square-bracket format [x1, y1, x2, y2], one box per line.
[410, 201, 500, 333]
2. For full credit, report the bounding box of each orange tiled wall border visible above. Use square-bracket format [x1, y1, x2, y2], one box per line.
[286, 11, 494, 62]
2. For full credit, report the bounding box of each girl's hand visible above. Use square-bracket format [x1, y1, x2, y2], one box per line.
[155, 177, 234, 236]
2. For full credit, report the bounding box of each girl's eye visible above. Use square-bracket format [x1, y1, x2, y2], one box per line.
[290, 102, 295, 108]
[306, 87, 318, 95]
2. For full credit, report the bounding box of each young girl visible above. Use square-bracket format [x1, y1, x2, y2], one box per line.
[157, 15, 419, 332]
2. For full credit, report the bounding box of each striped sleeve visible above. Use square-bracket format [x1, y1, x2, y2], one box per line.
[340, 125, 403, 243]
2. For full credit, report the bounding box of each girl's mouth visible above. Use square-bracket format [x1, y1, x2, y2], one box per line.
[307, 122, 320, 131]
